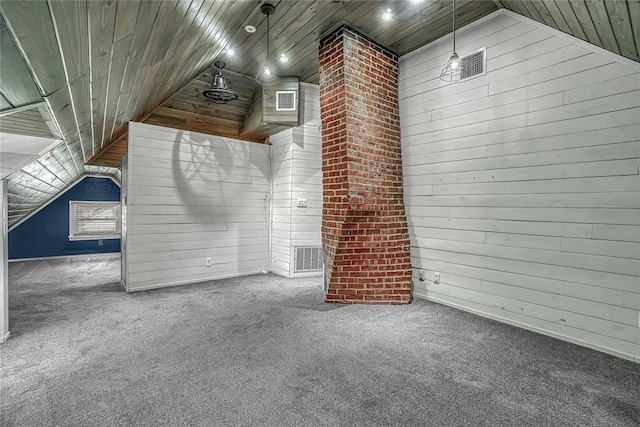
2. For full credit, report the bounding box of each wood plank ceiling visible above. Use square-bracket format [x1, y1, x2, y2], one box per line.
[1, 0, 639, 227]
[75, 0, 503, 168]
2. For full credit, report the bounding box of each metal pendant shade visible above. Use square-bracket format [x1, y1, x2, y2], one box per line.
[203, 61, 238, 104]
[255, 3, 278, 86]
[440, 0, 466, 82]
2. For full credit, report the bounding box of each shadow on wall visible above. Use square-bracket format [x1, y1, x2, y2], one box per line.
[171, 130, 229, 217]
[170, 130, 270, 217]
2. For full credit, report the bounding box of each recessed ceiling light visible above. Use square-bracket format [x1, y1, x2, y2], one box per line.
[245, 25, 256, 33]
[226, 48, 235, 56]
[382, 8, 393, 21]
[279, 53, 289, 63]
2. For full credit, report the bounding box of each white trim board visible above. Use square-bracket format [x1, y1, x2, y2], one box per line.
[402, 9, 640, 72]
[9, 252, 121, 263]
[413, 291, 639, 364]
[8, 174, 121, 232]
[125, 270, 268, 293]
[0, 135, 62, 180]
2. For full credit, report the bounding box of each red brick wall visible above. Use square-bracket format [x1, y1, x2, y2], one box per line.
[319, 26, 412, 304]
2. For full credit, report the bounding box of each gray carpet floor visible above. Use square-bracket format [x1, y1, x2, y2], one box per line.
[1, 255, 639, 426]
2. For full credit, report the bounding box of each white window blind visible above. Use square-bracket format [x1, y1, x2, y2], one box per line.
[69, 201, 121, 240]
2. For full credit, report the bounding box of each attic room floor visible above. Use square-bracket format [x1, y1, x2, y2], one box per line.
[2, 256, 639, 426]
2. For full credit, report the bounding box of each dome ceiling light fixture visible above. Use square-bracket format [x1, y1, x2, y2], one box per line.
[440, 0, 466, 82]
[202, 61, 238, 104]
[255, 3, 278, 86]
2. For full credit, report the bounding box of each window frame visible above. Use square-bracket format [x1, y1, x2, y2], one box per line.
[68, 200, 121, 241]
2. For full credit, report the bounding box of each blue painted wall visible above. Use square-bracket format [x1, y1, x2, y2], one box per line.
[9, 176, 121, 260]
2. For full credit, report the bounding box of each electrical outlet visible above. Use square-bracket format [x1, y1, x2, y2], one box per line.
[297, 198, 308, 208]
[418, 271, 425, 281]
[206, 257, 212, 267]
[434, 272, 440, 284]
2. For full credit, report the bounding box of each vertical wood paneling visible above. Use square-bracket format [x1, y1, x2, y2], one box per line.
[541, 0, 572, 34]
[584, 0, 621, 54]
[113, 0, 140, 42]
[87, 0, 117, 154]
[110, 0, 160, 136]
[529, 1, 559, 30]
[123, 0, 179, 122]
[568, 0, 604, 46]
[0, 17, 41, 107]
[48, 0, 92, 161]
[125, 122, 270, 291]
[101, 34, 132, 149]
[552, 0, 589, 41]
[0, 1, 66, 95]
[47, 0, 89, 84]
[399, 13, 640, 362]
[630, 1, 640, 58]
[604, 0, 640, 61]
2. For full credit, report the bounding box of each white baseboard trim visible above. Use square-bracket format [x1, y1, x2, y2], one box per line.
[270, 269, 291, 279]
[291, 271, 323, 278]
[9, 252, 121, 263]
[125, 270, 268, 292]
[413, 291, 638, 364]
[0, 331, 10, 343]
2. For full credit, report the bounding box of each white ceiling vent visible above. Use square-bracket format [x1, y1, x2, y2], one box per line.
[294, 246, 323, 273]
[276, 90, 296, 111]
[461, 48, 486, 80]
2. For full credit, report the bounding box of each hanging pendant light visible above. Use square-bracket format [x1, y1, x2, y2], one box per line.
[255, 3, 278, 86]
[440, 0, 466, 82]
[203, 61, 238, 104]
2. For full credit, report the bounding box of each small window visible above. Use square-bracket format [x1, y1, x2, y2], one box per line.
[69, 201, 121, 240]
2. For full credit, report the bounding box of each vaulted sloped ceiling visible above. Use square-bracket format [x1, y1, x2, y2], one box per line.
[499, 0, 640, 62]
[1, 0, 261, 227]
[1, 0, 639, 228]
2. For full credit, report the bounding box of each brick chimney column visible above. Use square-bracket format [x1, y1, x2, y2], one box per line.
[319, 26, 412, 304]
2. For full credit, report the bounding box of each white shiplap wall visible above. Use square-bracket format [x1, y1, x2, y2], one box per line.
[399, 10, 640, 362]
[270, 128, 294, 276]
[124, 123, 271, 291]
[269, 84, 323, 277]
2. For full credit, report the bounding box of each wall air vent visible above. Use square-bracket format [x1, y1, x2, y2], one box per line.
[294, 246, 323, 273]
[461, 48, 486, 80]
[262, 76, 299, 126]
[276, 90, 296, 111]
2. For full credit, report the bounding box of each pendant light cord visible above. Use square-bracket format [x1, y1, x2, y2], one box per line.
[266, 11, 270, 60]
[452, 0, 456, 52]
